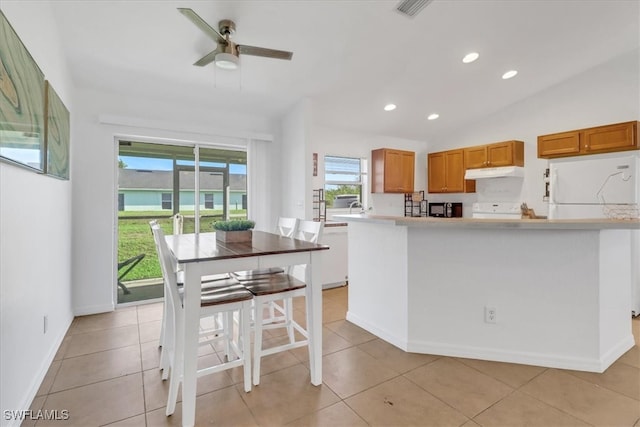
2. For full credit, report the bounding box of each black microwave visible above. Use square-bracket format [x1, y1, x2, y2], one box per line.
[428, 202, 463, 218]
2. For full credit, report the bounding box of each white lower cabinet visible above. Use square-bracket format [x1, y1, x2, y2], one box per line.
[321, 226, 348, 288]
[292, 225, 348, 288]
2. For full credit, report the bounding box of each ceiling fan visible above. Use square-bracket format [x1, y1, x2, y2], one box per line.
[178, 8, 293, 70]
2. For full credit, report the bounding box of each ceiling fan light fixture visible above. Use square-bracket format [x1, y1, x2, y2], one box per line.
[215, 52, 239, 70]
[396, 0, 434, 18]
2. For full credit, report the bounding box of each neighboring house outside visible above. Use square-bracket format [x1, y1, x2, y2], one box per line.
[118, 169, 246, 212]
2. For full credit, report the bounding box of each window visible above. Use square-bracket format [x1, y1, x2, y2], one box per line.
[118, 194, 125, 211]
[161, 193, 172, 210]
[204, 193, 214, 209]
[324, 155, 367, 208]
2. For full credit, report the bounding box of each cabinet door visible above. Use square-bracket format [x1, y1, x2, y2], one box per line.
[583, 122, 638, 154]
[444, 150, 465, 193]
[538, 131, 580, 158]
[383, 150, 403, 192]
[428, 152, 446, 193]
[371, 149, 385, 193]
[487, 142, 514, 167]
[398, 151, 415, 192]
[464, 146, 487, 169]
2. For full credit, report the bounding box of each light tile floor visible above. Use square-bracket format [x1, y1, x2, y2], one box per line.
[28, 286, 640, 426]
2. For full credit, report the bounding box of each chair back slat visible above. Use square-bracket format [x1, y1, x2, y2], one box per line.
[294, 220, 323, 243]
[150, 222, 181, 310]
[276, 217, 298, 238]
[173, 214, 184, 235]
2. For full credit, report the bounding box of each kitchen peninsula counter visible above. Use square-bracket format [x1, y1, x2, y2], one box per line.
[335, 214, 639, 373]
[336, 213, 640, 230]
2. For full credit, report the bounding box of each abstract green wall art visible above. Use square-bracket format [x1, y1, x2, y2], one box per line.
[45, 81, 70, 179]
[0, 10, 46, 172]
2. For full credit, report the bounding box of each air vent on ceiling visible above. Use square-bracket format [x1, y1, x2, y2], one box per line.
[396, 0, 434, 17]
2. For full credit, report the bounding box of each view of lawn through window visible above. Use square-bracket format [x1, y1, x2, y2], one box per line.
[324, 155, 367, 208]
[117, 141, 247, 303]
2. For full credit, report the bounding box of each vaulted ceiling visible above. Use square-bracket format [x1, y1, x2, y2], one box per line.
[47, 0, 639, 141]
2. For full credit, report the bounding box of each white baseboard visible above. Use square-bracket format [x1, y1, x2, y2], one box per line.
[6, 314, 73, 427]
[346, 311, 408, 351]
[598, 335, 635, 372]
[73, 303, 115, 316]
[346, 311, 635, 373]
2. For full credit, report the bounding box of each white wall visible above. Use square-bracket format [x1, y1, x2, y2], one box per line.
[0, 3, 74, 422]
[71, 87, 278, 315]
[280, 99, 313, 219]
[429, 48, 640, 216]
[311, 125, 428, 217]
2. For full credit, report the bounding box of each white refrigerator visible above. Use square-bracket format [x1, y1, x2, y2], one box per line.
[548, 153, 640, 316]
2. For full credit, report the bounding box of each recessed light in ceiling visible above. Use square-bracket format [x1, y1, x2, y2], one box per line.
[462, 52, 479, 63]
[384, 104, 397, 111]
[502, 70, 518, 79]
[427, 113, 439, 120]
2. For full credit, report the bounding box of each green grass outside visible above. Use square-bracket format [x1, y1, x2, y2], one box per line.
[118, 210, 247, 281]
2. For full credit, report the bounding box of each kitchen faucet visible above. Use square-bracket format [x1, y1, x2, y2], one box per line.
[349, 200, 364, 214]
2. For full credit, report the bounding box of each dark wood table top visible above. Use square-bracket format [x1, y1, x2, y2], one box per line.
[165, 230, 329, 263]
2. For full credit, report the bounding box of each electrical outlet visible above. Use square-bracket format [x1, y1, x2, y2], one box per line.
[44, 315, 48, 334]
[485, 306, 497, 324]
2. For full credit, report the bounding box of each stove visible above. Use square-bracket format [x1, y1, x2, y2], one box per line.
[472, 202, 522, 219]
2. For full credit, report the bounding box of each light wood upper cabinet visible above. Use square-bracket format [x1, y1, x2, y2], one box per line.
[463, 145, 487, 170]
[427, 151, 446, 193]
[371, 148, 415, 193]
[538, 131, 580, 158]
[464, 140, 524, 169]
[583, 122, 638, 153]
[538, 121, 639, 159]
[428, 149, 475, 193]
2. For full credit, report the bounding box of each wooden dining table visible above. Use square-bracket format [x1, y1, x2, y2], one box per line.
[164, 230, 329, 427]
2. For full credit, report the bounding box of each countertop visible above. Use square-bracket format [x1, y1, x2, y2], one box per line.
[334, 214, 640, 230]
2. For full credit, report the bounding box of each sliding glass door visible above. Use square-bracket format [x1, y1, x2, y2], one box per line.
[116, 140, 247, 304]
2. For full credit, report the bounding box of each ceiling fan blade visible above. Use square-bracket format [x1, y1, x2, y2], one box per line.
[237, 45, 293, 60]
[178, 8, 225, 44]
[193, 48, 222, 67]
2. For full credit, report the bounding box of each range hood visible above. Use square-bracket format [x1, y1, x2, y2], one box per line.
[464, 166, 525, 179]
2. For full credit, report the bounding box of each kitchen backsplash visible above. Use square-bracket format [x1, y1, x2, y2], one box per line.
[475, 177, 525, 203]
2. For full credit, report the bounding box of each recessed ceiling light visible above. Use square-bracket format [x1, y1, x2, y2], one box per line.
[462, 52, 479, 63]
[384, 104, 397, 111]
[427, 113, 439, 120]
[502, 70, 518, 79]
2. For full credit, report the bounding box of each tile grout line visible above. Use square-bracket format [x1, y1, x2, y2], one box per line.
[399, 359, 473, 423]
[136, 305, 150, 427]
[515, 369, 605, 426]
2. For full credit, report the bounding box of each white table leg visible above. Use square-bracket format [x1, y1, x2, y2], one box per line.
[182, 264, 202, 427]
[306, 251, 323, 385]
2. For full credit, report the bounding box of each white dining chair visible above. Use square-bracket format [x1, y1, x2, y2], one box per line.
[150, 222, 253, 415]
[232, 217, 299, 323]
[157, 216, 232, 372]
[240, 219, 323, 385]
[172, 213, 184, 235]
[232, 217, 298, 279]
